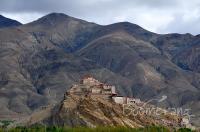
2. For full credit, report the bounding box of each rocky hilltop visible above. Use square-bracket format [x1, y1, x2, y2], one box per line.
[54, 94, 178, 128]
[9, 77, 193, 129]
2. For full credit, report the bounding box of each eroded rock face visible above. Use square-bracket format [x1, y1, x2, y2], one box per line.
[52, 94, 181, 128]
[8, 80, 194, 129]
[55, 95, 141, 127]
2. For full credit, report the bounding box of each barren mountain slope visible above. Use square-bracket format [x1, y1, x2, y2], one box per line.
[0, 13, 199, 126]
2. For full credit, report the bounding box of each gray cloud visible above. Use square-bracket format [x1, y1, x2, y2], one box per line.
[159, 13, 200, 35]
[0, 0, 177, 13]
[0, 0, 200, 34]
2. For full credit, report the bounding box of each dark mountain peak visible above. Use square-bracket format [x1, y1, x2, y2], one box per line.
[0, 14, 22, 28]
[30, 13, 73, 27]
[102, 21, 157, 40]
[0, 15, 4, 18]
[113, 22, 156, 34]
[42, 13, 70, 19]
[27, 12, 98, 31]
[0, 15, 8, 19]
[111, 21, 141, 28]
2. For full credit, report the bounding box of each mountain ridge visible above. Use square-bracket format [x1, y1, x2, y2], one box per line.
[0, 12, 199, 127]
[0, 15, 22, 28]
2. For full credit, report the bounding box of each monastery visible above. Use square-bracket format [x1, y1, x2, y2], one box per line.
[64, 75, 192, 129]
[66, 75, 141, 104]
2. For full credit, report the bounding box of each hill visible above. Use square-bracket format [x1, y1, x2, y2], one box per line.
[8, 77, 192, 129]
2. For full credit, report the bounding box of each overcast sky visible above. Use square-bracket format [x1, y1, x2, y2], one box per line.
[1, 0, 200, 35]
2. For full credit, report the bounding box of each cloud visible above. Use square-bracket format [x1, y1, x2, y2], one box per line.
[0, 0, 200, 34]
[159, 11, 200, 34]
[0, 0, 176, 13]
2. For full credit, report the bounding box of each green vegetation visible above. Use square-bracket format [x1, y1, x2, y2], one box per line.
[177, 128, 195, 132]
[0, 120, 14, 128]
[0, 126, 195, 132]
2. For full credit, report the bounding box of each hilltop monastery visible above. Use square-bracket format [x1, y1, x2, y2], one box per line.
[66, 75, 141, 104]
[65, 75, 191, 128]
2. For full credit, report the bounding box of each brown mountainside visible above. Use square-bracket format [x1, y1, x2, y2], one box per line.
[0, 13, 199, 126]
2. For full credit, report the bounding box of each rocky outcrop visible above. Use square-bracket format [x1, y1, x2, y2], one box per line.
[52, 94, 182, 128]
[8, 78, 195, 129]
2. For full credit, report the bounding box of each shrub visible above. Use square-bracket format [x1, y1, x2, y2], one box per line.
[177, 128, 194, 132]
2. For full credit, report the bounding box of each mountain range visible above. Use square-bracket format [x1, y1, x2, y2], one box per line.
[0, 13, 199, 126]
